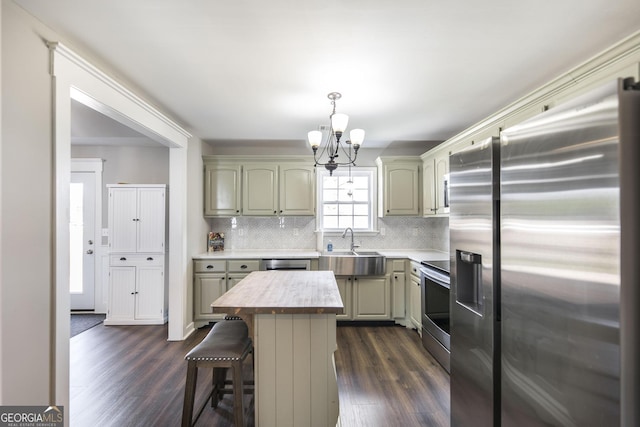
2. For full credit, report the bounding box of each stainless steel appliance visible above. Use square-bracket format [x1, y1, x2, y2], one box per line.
[449, 78, 640, 427]
[420, 260, 451, 372]
[259, 259, 310, 271]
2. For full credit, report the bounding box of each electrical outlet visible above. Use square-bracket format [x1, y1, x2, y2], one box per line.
[412, 227, 419, 236]
[293, 228, 299, 236]
[239, 228, 245, 237]
[380, 227, 386, 236]
[102, 228, 109, 237]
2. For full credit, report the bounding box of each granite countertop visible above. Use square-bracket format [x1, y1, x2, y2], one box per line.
[193, 249, 448, 263]
[211, 270, 344, 315]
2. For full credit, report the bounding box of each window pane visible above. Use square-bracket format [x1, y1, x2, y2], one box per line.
[324, 216, 338, 229]
[338, 204, 353, 215]
[352, 189, 368, 202]
[338, 189, 353, 202]
[353, 176, 368, 188]
[324, 176, 338, 188]
[323, 204, 338, 215]
[353, 216, 369, 229]
[338, 176, 351, 187]
[323, 189, 338, 201]
[338, 217, 353, 229]
[353, 204, 369, 215]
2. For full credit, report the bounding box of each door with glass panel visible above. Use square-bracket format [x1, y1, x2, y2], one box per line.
[70, 172, 96, 310]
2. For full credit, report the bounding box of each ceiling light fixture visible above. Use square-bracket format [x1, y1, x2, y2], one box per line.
[308, 92, 364, 176]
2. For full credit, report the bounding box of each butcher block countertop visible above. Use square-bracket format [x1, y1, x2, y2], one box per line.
[210, 270, 344, 315]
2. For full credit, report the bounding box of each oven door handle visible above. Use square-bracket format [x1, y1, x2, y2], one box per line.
[421, 269, 450, 290]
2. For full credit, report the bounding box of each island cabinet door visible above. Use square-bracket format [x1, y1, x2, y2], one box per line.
[254, 313, 339, 427]
[353, 276, 391, 320]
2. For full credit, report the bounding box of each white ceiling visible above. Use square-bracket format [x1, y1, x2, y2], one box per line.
[15, 0, 640, 150]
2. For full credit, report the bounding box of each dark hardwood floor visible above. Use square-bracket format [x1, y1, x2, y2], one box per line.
[70, 322, 449, 426]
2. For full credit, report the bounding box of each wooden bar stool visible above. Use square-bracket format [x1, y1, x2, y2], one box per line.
[181, 320, 253, 426]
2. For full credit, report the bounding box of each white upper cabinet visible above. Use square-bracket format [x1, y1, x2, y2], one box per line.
[243, 163, 315, 216]
[243, 164, 279, 216]
[278, 164, 315, 216]
[203, 156, 315, 217]
[204, 162, 241, 217]
[108, 185, 166, 253]
[376, 157, 421, 216]
[422, 150, 449, 216]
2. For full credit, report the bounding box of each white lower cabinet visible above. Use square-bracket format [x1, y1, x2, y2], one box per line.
[105, 255, 165, 325]
[192, 259, 259, 325]
[353, 276, 391, 320]
[194, 273, 226, 320]
[409, 262, 422, 331]
[335, 275, 391, 320]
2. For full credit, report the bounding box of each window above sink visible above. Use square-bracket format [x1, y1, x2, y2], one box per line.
[316, 167, 377, 233]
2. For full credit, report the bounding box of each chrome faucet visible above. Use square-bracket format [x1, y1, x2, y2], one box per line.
[342, 227, 360, 252]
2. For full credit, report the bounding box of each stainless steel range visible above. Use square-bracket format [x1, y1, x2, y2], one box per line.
[420, 260, 450, 372]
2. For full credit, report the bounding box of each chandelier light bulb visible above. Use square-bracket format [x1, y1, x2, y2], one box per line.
[331, 113, 349, 134]
[307, 130, 322, 148]
[349, 129, 365, 146]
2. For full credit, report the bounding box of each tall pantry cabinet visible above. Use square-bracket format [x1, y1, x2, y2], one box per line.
[104, 184, 168, 325]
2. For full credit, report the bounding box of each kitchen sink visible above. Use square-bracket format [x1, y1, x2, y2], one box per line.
[318, 251, 386, 276]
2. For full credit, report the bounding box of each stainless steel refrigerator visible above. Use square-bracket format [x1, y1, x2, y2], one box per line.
[449, 78, 640, 427]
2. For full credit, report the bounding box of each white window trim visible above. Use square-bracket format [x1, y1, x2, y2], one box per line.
[316, 167, 378, 236]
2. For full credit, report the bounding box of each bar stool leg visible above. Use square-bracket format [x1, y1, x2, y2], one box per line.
[211, 367, 226, 408]
[232, 360, 245, 426]
[182, 361, 198, 427]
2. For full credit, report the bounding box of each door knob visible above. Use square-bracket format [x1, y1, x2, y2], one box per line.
[86, 249, 94, 254]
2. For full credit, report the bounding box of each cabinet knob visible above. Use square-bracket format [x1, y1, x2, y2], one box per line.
[241, 265, 248, 269]
[120, 257, 127, 261]
[206, 265, 214, 269]
[147, 257, 154, 261]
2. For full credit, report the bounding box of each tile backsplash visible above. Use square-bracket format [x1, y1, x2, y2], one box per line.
[205, 216, 449, 252]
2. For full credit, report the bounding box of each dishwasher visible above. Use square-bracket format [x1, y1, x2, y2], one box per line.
[260, 259, 311, 271]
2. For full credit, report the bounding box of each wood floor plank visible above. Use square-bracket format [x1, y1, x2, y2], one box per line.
[70, 322, 449, 426]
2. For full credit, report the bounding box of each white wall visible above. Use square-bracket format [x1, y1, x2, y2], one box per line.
[1, 1, 55, 404]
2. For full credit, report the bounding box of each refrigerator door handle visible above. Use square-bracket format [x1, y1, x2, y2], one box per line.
[460, 251, 481, 264]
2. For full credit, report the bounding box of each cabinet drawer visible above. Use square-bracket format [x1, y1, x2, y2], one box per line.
[194, 260, 226, 273]
[228, 259, 260, 272]
[410, 261, 421, 278]
[110, 254, 164, 266]
[392, 260, 406, 272]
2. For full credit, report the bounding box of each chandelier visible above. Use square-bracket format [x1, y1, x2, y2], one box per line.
[308, 92, 364, 176]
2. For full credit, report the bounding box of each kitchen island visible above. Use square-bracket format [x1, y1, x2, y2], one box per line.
[211, 270, 344, 427]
